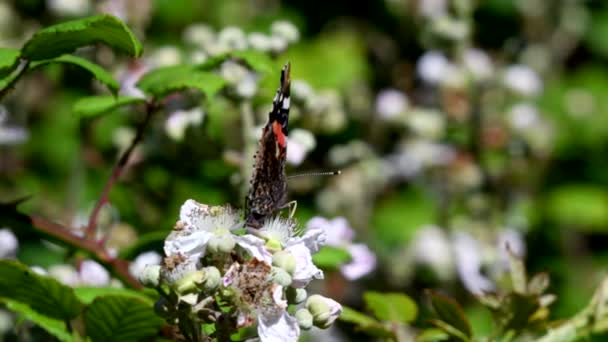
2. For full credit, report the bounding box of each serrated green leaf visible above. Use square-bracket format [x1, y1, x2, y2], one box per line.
[231, 50, 275, 74]
[30, 55, 120, 94]
[84, 295, 163, 342]
[73, 95, 145, 118]
[0, 48, 20, 78]
[0, 260, 84, 320]
[74, 286, 154, 305]
[363, 291, 418, 323]
[21, 14, 143, 61]
[428, 290, 472, 339]
[137, 64, 226, 99]
[2, 299, 73, 342]
[311, 246, 352, 269]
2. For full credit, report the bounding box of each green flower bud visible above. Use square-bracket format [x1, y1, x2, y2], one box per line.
[295, 308, 313, 330]
[138, 265, 161, 288]
[306, 294, 342, 329]
[265, 238, 283, 253]
[272, 250, 296, 275]
[198, 266, 221, 291]
[175, 270, 205, 295]
[286, 287, 307, 304]
[271, 267, 292, 286]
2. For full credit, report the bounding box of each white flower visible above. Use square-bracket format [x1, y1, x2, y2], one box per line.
[419, 0, 447, 18]
[287, 129, 316, 166]
[79, 260, 110, 286]
[151, 46, 182, 67]
[306, 217, 353, 246]
[0, 309, 13, 335]
[218, 27, 248, 50]
[411, 225, 453, 280]
[508, 103, 539, 131]
[164, 200, 242, 263]
[221, 60, 249, 85]
[503, 64, 542, 96]
[279, 227, 327, 288]
[248, 32, 273, 52]
[165, 108, 205, 141]
[47, 0, 90, 16]
[269, 36, 289, 53]
[183, 24, 215, 47]
[432, 17, 470, 41]
[271, 21, 300, 43]
[0, 106, 29, 145]
[341, 244, 376, 280]
[417, 51, 450, 84]
[452, 232, 494, 295]
[406, 108, 445, 139]
[257, 300, 300, 342]
[375, 89, 409, 120]
[48, 264, 80, 286]
[463, 48, 493, 81]
[129, 251, 162, 278]
[292, 80, 315, 102]
[497, 228, 525, 269]
[236, 73, 259, 98]
[0, 228, 18, 258]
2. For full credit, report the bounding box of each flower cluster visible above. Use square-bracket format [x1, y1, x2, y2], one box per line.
[141, 199, 342, 341]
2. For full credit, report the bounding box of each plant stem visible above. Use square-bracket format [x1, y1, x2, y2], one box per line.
[0, 59, 31, 101]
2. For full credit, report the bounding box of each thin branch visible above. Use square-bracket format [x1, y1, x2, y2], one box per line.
[0, 59, 31, 101]
[85, 101, 157, 240]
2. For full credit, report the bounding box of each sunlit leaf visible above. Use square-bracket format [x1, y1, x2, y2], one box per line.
[311, 246, 351, 270]
[2, 299, 73, 342]
[137, 64, 226, 99]
[364, 291, 418, 323]
[546, 184, 608, 231]
[21, 14, 143, 61]
[73, 95, 145, 118]
[0, 48, 20, 78]
[339, 306, 395, 338]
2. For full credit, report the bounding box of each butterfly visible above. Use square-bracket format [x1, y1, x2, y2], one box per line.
[245, 63, 293, 228]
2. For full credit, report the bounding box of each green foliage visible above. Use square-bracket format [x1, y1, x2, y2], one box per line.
[363, 291, 418, 324]
[2, 300, 73, 342]
[311, 246, 352, 269]
[21, 15, 143, 61]
[30, 55, 120, 94]
[73, 95, 146, 118]
[0, 48, 20, 78]
[74, 287, 154, 305]
[136, 64, 226, 99]
[427, 290, 473, 341]
[84, 295, 164, 342]
[545, 184, 608, 231]
[339, 306, 396, 338]
[0, 260, 84, 321]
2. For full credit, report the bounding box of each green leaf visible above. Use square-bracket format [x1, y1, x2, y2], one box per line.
[137, 64, 226, 99]
[312, 246, 352, 269]
[417, 328, 451, 342]
[507, 249, 527, 294]
[84, 295, 163, 342]
[427, 290, 472, 339]
[21, 14, 143, 61]
[74, 287, 154, 305]
[30, 55, 120, 94]
[2, 299, 73, 342]
[0, 48, 20, 78]
[545, 184, 608, 231]
[363, 291, 418, 323]
[73, 95, 145, 118]
[0, 260, 84, 320]
[231, 50, 274, 74]
[339, 306, 395, 338]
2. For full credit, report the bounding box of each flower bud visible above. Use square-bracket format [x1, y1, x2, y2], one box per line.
[175, 270, 205, 295]
[295, 308, 313, 330]
[306, 295, 342, 329]
[272, 250, 296, 275]
[138, 265, 161, 288]
[286, 287, 308, 304]
[271, 267, 292, 287]
[197, 266, 221, 291]
[265, 238, 283, 254]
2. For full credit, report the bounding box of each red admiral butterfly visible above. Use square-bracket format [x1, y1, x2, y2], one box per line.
[245, 63, 292, 228]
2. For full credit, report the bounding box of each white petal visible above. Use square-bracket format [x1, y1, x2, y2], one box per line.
[79, 260, 110, 286]
[129, 251, 162, 278]
[235, 234, 273, 264]
[0, 228, 18, 258]
[340, 244, 376, 280]
[258, 311, 300, 342]
[286, 227, 326, 254]
[179, 199, 208, 230]
[286, 244, 323, 288]
[164, 230, 211, 262]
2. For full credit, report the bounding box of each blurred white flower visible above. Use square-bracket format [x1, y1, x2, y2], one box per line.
[508, 103, 539, 131]
[221, 60, 249, 85]
[236, 73, 259, 98]
[47, 0, 90, 16]
[129, 251, 162, 278]
[291, 80, 315, 103]
[269, 36, 289, 54]
[0, 106, 29, 145]
[306, 217, 353, 246]
[287, 128, 316, 166]
[407, 108, 445, 139]
[432, 16, 470, 41]
[0, 228, 18, 258]
[375, 89, 409, 120]
[165, 108, 205, 141]
[218, 26, 248, 50]
[151, 46, 182, 67]
[48, 264, 80, 286]
[452, 232, 494, 295]
[463, 48, 493, 81]
[248, 32, 273, 52]
[387, 140, 455, 179]
[419, 0, 447, 18]
[79, 260, 111, 286]
[272, 21, 300, 44]
[411, 225, 453, 280]
[417, 51, 451, 84]
[0, 309, 13, 336]
[258, 305, 300, 342]
[341, 244, 376, 280]
[118, 62, 149, 98]
[497, 228, 525, 269]
[183, 23, 215, 47]
[189, 50, 208, 64]
[503, 64, 542, 96]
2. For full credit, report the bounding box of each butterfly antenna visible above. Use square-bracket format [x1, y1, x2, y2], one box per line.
[287, 170, 341, 179]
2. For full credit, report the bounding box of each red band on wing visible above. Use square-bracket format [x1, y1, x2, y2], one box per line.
[272, 121, 286, 148]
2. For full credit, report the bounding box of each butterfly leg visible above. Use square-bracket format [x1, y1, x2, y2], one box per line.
[280, 200, 298, 219]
